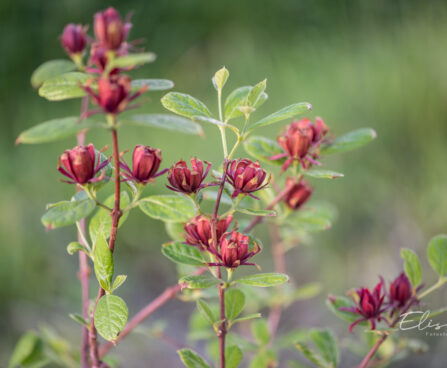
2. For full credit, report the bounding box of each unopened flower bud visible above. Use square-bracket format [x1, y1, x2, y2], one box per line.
[184, 215, 232, 251]
[167, 158, 211, 194]
[61, 24, 87, 55]
[58, 144, 109, 185]
[94, 7, 131, 50]
[389, 272, 412, 308]
[226, 159, 269, 198]
[219, 231, 257, 268]
[120, 145, 165, 184]
[284, 178, 313, 210]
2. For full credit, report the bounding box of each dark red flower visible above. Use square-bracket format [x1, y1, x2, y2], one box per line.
[61, 24, 87, 55]
[120, 145, 166, 184]
[94, 7, 131, 50]
[211, 231, 260, 269]
[340, 280, 387, 332]
[389, 272, 412, 309]
[226, 159, 270, 199]
[271, 117, 329, 171]
[83, 74, 147, 116]
[58, 144, 109, 185]
[167, 158, 211, 194]
[284, 178, 313, 210]
[184, 215, 233, 251]
[88, 44, 110, 74]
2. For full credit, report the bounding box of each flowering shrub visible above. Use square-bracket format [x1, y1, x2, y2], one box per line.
[10, 6, 447, 368]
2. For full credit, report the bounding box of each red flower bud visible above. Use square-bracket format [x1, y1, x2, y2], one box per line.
[218, 231, 259, 268]
[184, 215, 232, 251]
[226, 159, 270, 199]
[88, 44, 109, 74]
[389, 272, 412, 308]
[94, 7, 131, 50]
[284, 178, 313, 210]
[58, 144, 109, 185]
[167, 158, 211, 194]
[61, 24, 87, 55]
[120, 145, 165, 184]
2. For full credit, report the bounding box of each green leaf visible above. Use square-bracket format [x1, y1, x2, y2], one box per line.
[41, 196, 96, 230]
[89, 192, 130, 245]
[309, 328, 339, 367]
[401, 248, 422, 287]
[251, 319, 270, 346]
[295, 342, 331, 368]
[232, 313, 261, 325]
[213, 66, 229, 91]
[248, 102, 312, 130]
[180, 275, 221, 289]
[94, 295, 128, 342]
[427, 235, 447, 277]
[69, 313, 89, 327]
[8, 331, 42, 368]
[16, 116, 100, 145]
[111, 275, 127, 292]
[139, 194, 197, 222]
[249, 350, 277, 368]
[161, 242, 205, 266]
[178, 348, 211, 368]
[326, 295, 360, 323]
[124, 114, 203, 135]
[303, 169, 344, 179]
[162, 92, 212, 119]
[192, 116, 239, 133]
[131, 79, 174, 91]
[66, 241, 85, 255]
[243, 136, 284, 166]
[274, 329, 307, 349]
[320, 128, 377, 155]
[31, 59, 76, 88]
[94, 230, 113, 292]
[225, 289, 245, 321]
[226, 345, 243, 368]
[109, 52, 157, 69]
[236, 273, 289, 287]
[38, 72, 89, 101]
[236, 208, 276, 217]
[247, 79, 267, 107]
[290, 209, 332, 232]
[196, 299, 216, 325]
[224, 86, 268, 121]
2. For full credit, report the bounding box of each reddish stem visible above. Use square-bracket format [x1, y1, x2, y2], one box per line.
[89, 126, 122, 367]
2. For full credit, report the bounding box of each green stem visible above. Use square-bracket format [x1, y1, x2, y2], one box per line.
[76, 222, 92, 253]
[218, 90, 228, 157]
[84, 187, 113, 212]
[418, 277, 447, 299]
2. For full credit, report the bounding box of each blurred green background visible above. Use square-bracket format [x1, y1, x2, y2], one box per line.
[2, 0, 447, 366]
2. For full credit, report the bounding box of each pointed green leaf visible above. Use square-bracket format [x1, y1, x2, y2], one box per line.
[213, 67, 229, 91]
[94, 230, 113, 292]
[427, 235, 447, 277]
[16, 116, 100, 145]
[111, 275, 127, 292]
[89, 192, 130, 245]
[232, 313, 261, 325]
[69, 313, 89, 327]
[289, 209, 332, 232]
[94, 295, 128, 341]
[162, 92, 212, 119]
[161, 242, 205, 266]
[180, 275, 221, 289]
[236, 273, 289, 287]
[309, 328, 339, 367]
[178, 348, 211, 368]
[196, 299, 216, 325]
[38, 72, 89, 101]
[243, 136, 284, 166]
[251, 319, 270, 346]
[31, 59, 76, 88]
[131, 79, 174, 91]
[8, 331, 42, 368]
[67, 241, 85, 255]
[124, 114, 203, 135]
[303, 169, 344, 179]
[401, 248, 422, 287]
[224, 86, 268, 121]
[326, 295, 360, 323]
[248, 102, 312, 130]
[225, 289, 245, 321]
[295, 342, 330, 368]
[139, 195, 197, 222]
[226, 345, 243, 368]
[320, 128, 377, 155]
[247, 79, 267, 107]
[109, 52, 156, 69]
[236, 208, 276, 217]
[41, 196, 96, 230]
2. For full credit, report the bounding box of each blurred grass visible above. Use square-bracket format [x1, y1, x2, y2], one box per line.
[1, 0, 447, 366]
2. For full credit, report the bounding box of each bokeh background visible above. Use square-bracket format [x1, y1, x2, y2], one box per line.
[2, 0, 447, 366]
